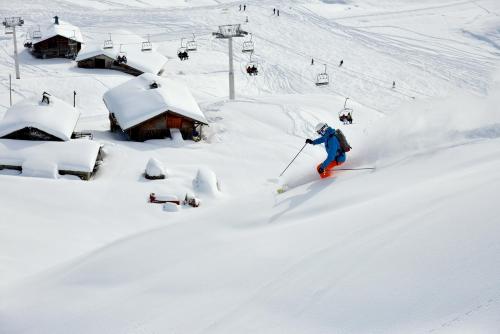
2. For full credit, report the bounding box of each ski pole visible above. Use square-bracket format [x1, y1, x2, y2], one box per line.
[335, 167, 375, 171]
[279, 143, 307, 177]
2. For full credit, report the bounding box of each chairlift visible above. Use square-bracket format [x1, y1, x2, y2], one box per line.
[24, 34, 33, 48]
[338, 97, 354, 124]
[315, 64, 329, 86]
[115, 44, 127, 64]
[32, 26, 42, 39]
[5, 26, 13, 35]
[103, 33, 114, 49]
[245, 51, 259, 76]
[177, 38, 189, 61]
[67, 30, 78, 59]
[141, 34, 152, 51]
[186, 33, 197, 51]
[242, 33, 254, 53]
[68, 30, 77, 47]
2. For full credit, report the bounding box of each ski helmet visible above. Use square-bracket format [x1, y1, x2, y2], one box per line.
[315, 122, 328, 135]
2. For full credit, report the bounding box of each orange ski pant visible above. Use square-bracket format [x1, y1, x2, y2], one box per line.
[317, 160, 343, 179]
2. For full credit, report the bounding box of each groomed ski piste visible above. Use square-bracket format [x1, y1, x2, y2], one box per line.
[1, 0, 500, 333]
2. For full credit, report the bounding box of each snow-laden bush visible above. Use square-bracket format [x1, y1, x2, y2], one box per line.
[145, 158, 166, 179]
[22, 160, 58, 179]
[193, 167, 221, 196]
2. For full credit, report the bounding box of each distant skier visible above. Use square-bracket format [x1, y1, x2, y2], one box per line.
[277, 9, 280, 16]
[392, 81, 396, 89]
[273, 8, 276, 15]
[305, 122, 347, 178]
[311, 58, 314, 65]
[339, 59, 343, 67]
[239, 4, 241, 11]
[244, 4, 246, 11]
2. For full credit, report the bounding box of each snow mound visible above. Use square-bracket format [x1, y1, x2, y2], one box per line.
[193, 167, 220, 196]
[170, 128, 184, 145]
[22, 159, 58, 179]
[145, 158, 166, 179]
[163, 202, 179, 212]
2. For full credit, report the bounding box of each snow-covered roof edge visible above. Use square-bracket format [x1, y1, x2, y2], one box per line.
[0, 95, 80, 141]
[32, 19, 83, 45]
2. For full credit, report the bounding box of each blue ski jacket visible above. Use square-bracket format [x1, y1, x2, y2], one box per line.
[311, 127, 346, 169]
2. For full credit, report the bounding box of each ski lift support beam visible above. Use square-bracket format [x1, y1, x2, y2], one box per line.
[3, 17, 24, 79]
[212, 24, 248, 100]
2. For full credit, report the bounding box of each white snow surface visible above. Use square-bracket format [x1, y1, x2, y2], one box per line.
[103, 73, 207, 130]
[21, 159, 58, 179]
[31, 19, 83, 44]
[0, 96, 80, 141]
[170, 127, 185, 144]
[75, 33, 167, 75]
[163, 202, 180, 212]
[0, 139, 101, 173]
[1, 0, 500, 333]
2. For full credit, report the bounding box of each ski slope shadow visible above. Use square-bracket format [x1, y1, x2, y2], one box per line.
[270, 176, 337, 223]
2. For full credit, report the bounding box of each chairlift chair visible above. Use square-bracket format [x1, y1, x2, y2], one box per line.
[315, 64, 329, 86]
[24, 35, 33, 48]
[177, 38, 189, 60]
[5, 26, 13, 35]
[116, 44, 127, 64]
[245, 52, 259, 76]
[338, 97, 354, 124]
[103, 33, 114, 49]
[141, 34, 152, 51]
[186, 33, 197, 51]
[242, 33, 254, 53]
[32, 26, 41, 39]
[66, 30, 78, 59]
[68, 30, 77, 47]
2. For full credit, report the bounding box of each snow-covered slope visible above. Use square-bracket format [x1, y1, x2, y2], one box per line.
[0, 0, 499, 333]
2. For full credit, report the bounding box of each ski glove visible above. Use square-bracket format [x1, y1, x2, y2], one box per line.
[317, 166, 325, 174]
[305, 139, 313, 144]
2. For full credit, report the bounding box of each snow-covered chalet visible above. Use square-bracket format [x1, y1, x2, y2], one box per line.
[28, 16, 83, 59]
[103, 73, 207, 141]
[0, 93, 102, 180]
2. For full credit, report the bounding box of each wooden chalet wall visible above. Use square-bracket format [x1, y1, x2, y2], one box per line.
[1, 127, 63, 141]
[32, 36, 81, 59]
[110, 111, 197, 142]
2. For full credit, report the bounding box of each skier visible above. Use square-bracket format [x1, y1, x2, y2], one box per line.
[305, 122, 346, 178]
[244, 4, 246, 11]
[311, 58, 314, 65]
[277, 9, 280, 16]
[273, 8, 276, 15]
[339, 59, 343, 67]
[239, 4, 241, 11]
[392, 81, 396, 89]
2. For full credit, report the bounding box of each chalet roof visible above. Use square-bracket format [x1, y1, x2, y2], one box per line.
[32, 20, 83, 45]
[75, 35, 167, 75]
[0, 138, 101, 174]
[0, 95, 80, 141]
[103, 73, 207, 130]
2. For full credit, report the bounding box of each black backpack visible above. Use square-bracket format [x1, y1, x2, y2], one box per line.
[334, 129, 351, 153]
